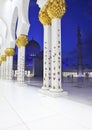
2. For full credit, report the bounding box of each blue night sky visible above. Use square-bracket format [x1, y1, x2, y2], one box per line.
[28, 0, 92, 68]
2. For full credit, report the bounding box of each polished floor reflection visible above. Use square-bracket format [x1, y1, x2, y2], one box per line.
[0, 78, 92, 130]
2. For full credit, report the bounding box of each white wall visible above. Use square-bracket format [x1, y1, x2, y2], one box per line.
[0, 19, 7, 55]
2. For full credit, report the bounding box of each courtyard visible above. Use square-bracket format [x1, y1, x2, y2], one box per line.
[0, 78, 92, 130]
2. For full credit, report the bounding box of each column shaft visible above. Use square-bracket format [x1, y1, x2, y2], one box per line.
[8, 56, 13, 80]
[42, 25, 51, 89]
[6, 57, 9, 79]
[5, 56, 13, 80]
[1, 62, 4, 79]
[17, 46, 25, 82]
[51, 18, 63, 92]
[0, 65, 1, 79]
[3, 61, 6, 79]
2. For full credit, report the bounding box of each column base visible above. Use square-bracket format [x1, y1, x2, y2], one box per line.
[49, 89, 68, 97]
[6, 76, 8, 80]
[39, 88, 68, 98]
[42, 86, 49, 90]
[17, 77, 24, 82]
[49, 88, 63, 92]
[1, 76, 4, 79]
[17, 79, 24, 82]
[8, 77, 12, 80]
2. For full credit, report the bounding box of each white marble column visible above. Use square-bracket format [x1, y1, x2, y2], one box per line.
[0, 61, 1, 78]
[42, 25, 51, 89]
[3, 61, 6, 79]
[7, 56, 13, 80]
[0, 65, 1, 79]
[1, 55, 6, 79]
[1, 62, 4, 79]
[50, 18, 63, 92]
[16, 34, 28, 82]
[47, 27, 52, 88]
[5, 48, 15, 80]
[4, 60, 7, 79]
[17, 46, 25, 82]
[39, 6, 52, 90]
[47, 0, 66, 94]
[6, 57, 9, 79]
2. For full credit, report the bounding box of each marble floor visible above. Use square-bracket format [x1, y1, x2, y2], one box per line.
[0, 78, 92, 130]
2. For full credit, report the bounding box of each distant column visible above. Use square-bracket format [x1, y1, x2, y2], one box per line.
[3, 60, 6, 79]
[39, 6, 52, 89]
[0, 59, 2, 78]
[5, 57, 9, 79]
[0, 60, 3, 79]
[16, 34, 28, 82]
[5, 48, 15, 80]
[1, 55, 6, 79]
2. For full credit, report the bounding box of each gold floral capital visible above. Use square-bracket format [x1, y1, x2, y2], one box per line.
[5, 48, 15, 56]
[16, 34, 28, 48]
[1, 55, 6, 62]
[47, 0, 66, 19]
[39, 6, 51, 26]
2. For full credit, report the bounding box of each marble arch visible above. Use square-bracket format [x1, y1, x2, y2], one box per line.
[0, 18, 7, 57]
[15, 0, 30, 37]
[11, 7, 18, 41]
[0, 18, 7, 39]
[0, 0, 30, 80]
[0, 0, 29, 47]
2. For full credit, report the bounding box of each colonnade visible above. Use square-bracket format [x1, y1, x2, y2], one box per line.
[0, 0, 29, 82]
[39, 0, 66, 93]
[0, 0, 66, 96]
[0, 34, 28, 82]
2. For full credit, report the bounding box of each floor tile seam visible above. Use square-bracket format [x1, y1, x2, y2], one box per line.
[23, 109, 91, 130]
[0, 123, 25, 130]
[23, 112, 90, 130]
[32, 111, 91, 130]
[11, 100, 92, 130]
[56, 97, 92, 109]
[2, 96, 30, 130]
[57, 112, 91, 130]
[22, 112, 67, 124]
